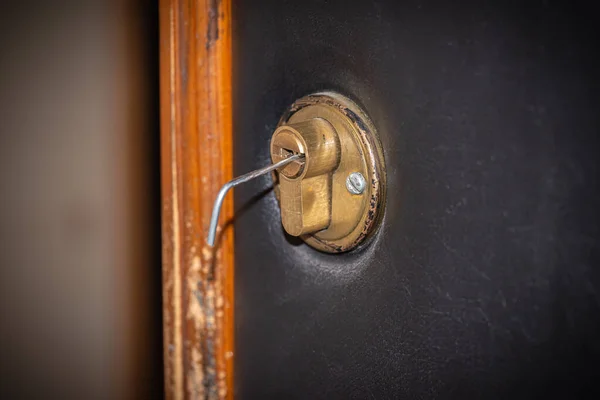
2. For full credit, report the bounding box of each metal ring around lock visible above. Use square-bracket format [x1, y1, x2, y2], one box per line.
[273, 92, 386, 253]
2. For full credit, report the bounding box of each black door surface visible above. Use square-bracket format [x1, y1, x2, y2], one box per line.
[233, 1, 600, 398]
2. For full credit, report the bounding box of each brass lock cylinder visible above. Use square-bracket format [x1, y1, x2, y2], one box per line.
[271, 118, 340, 236]
[270, 92, 386, 253]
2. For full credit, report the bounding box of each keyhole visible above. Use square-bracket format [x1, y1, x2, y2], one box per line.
[280, 147, 296, 157]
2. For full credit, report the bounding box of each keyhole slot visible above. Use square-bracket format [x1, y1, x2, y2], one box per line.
[280, 147, 296, 157]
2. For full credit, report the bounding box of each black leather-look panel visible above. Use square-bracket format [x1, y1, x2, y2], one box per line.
[232, 1, 600, 398]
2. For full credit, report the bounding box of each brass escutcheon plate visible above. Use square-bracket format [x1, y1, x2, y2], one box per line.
[273, 92, 386, 253]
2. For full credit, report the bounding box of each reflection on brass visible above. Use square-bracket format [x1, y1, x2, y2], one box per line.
[270, 92, 386, 253]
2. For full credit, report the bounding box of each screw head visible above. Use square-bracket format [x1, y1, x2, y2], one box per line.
[346, 172, 366, 195]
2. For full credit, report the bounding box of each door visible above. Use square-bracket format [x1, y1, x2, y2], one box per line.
[161, 1, 600, 398]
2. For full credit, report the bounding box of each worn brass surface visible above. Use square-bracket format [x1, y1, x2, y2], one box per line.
[271, 118, 340, 236]
[270, 92, 386, 253]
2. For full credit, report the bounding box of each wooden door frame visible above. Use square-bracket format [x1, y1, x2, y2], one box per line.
[160, 0, 234, 398]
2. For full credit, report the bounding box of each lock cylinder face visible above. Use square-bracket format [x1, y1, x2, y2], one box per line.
[271, 118, 340, 179]
[270, 124, 306, 178]
[270, 92, 386, 253]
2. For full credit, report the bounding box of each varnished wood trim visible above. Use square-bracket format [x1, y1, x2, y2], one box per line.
[160, 0, 234, 398]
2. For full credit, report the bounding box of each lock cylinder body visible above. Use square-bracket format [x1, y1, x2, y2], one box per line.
[271, 118, 340, 236]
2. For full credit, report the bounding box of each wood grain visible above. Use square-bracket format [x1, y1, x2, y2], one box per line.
[160, 0, 234, 398]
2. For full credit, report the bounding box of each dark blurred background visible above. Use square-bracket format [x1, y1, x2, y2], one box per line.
[0, 1, 163, 398]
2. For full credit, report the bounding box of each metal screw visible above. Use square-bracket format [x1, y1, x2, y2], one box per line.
[346, 172, 366, 195]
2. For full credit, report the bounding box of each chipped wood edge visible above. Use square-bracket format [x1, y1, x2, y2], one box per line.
[160, 0, 234, 398]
